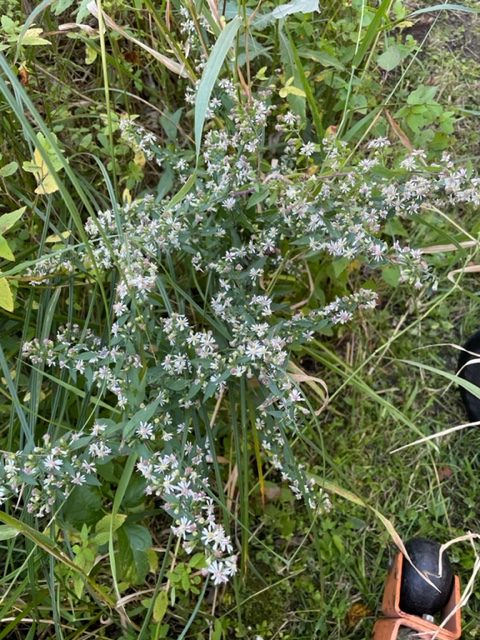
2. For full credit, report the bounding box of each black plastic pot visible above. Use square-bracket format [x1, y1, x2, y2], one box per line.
[400, 538, 453, 616]
[458, 329, 480, 422]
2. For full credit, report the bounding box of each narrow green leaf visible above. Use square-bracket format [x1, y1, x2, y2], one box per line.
[195, 16, 242, 159]
[0, 55, 111, 322]
[28, 365, 120, 413]
[279, 27, 305, 120]
[409, 3, 479, 17]
[315, 477, 409, 554]
[272, 0, 319, 19]
[166, 171, 197, 209]
[123, 399, 161, 439]
[353, 0, 393, 68]
[109, 453, 139, 601]
[0, 343, 31, 447]
[400, 359, 480, 399]
[286, 29, 324, 139]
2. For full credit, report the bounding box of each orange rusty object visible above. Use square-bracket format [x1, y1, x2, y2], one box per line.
[373, 552, 462, 640]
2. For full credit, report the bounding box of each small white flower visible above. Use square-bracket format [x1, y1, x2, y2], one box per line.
[136, 421, 154, 440]
[207, 560, 229, 585]
[300, 141, 316, 157]
[44, 455, 63, 472]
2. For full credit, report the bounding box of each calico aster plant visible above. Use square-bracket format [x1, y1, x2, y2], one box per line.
[4, 84, 480, 586]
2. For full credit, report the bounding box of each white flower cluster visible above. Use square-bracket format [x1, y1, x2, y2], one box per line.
[137, 443, 237, 585]
[118, 117, 159, 161]
[22, 324, 142, 409]
[8, 84, 480, 584]
[0, 432, 102, 517]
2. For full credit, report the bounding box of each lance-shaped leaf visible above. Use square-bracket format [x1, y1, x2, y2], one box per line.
[194, 16, 242, 159]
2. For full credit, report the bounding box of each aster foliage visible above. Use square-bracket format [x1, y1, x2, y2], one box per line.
[4, 84, 480, 586]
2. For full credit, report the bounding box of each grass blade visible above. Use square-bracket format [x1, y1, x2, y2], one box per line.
[352, 0, 393, 69]
[285, 27, 324, 140]
[400, 358, 480, 399]
[194, 16, 242, 159]
[409, 3, 479, 17]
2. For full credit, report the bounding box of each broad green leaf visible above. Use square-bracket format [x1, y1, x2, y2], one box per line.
[53, 0, 76, 15]
[23, 133, 64, 195]
[332, 258, 349, 278]
[0, 236, 14, 261]
[212, 619, 223, 640]
[77, 0, 92, 22]
[62, 486, 103, 528]
[279, 83, 306, 98]
[382, 265, 400, 287]
[147, 548, 158, 573]
[0, 525, 18, 541]
[189, 553, 206, 569]
[93, 531, 114, 546]
[160, 108, 183, 141]
[123, 524, 152, 551]
[26, 149, 59, 193]
[153, 591, 168, 623]
[45, 230, 71, 243]
[377, 44, 403, 71]
[0, 161, 18, 177]
[73, 576, 84, 599]
[194, 16, 242, 159]
[95, 513, 127, 534]
[407, 85, 438, 105]
[21, 28, 51, 46]
[0, 15, 16, 34]
[0, 206, 25, 235]
[85, 42, 97, 65]
[116, 526, 150, 584]
[0, 277, 13, 312]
